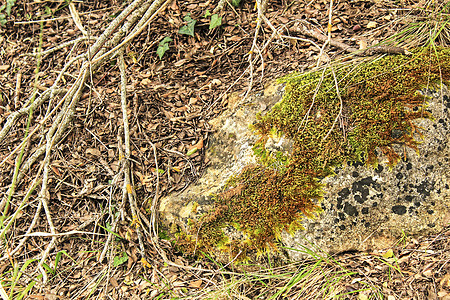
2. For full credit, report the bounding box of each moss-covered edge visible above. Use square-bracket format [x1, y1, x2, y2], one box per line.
[174, 46, 450, 259]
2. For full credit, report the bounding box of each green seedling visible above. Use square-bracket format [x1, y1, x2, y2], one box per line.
[179, 13, 196, 37]
[209, 14, 222, 30]
[41, 250, 75, 276]
[157, 37, 172, 59]
[203, 9, 211, 18]
[113, 251, 128, 267]
[0, 0, 16, 26]
[232, 0, 241, 7]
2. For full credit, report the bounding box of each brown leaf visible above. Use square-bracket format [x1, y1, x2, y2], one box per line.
[189, 279, 203, 288]
[110, 276, 119, 287]
[440, 274, 450, 287]
[189, 139, 204, 151]
[86, 148, 101, 156]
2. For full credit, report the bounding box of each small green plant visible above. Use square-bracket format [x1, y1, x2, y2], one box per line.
[156, 36, 172, 59]
[41, 250, 75, 276]
[203, 9, 211, 18]
[113, 251, 128, 267]
[0, 0, 16, 26]
[231, 0, 242, 7]
[203, 10, 222, 30]
[2, 259, 38, 300]
[179, 13, 196, 36]
[209, 14, 222, 30]
[44, 6, 52, 17]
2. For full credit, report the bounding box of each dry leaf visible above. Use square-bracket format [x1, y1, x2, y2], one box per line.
[357, 40, 368, 50]
[189, 279, 203, 288]
[423, 268, 434, 277]
[141, 78, 151, 85]
[110, 276, 119, 287]
[86, 148, 101, 156]
[189, 139, 204, 151]
[440, 274, 450, 287]
[367, 21, 377, 29]
[438, 291, 449, 297]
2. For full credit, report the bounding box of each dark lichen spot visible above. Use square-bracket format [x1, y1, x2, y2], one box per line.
[405, 195, 414, 202]
[338, 187, 351, 199]
[372, 202, 378, 207]
[416, 180, 433, 197]
[354, 195, 364, 204]
[360, 177, 377, 186]
[414, 201, 421, 207]
[338, 212, 345, 220]
[392, 205, 407, 215]
[362, 207, 369, 214]
[443, 94, 449, 108]
[348, 161, 364, 168]
[375, 165, 383, 174]
[352, 179, 371, 203]
[352, 171, 359, 178]
[344, 202, 358, 217]
[337, 199, 343, 210]
[406, 163, 413, 170]
[339, 225, 346, 230]
[427, 209, 434, 214]
[396, 172, 404, 180]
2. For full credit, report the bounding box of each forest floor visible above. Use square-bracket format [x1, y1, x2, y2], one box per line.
[0, 0, 449, 299]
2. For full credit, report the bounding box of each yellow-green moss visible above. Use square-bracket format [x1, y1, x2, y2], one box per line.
[180, 47, 450, 258]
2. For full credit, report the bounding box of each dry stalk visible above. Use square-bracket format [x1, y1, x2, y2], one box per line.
[118, 49, 146, 260]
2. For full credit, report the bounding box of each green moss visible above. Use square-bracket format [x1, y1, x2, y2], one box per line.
[180, 47, 450, 258]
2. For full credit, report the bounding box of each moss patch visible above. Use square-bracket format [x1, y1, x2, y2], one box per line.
[181, 47, 450, 258]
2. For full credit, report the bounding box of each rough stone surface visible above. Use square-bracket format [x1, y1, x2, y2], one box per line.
[159, 82, 450, 259]
[159, 82, 285, 230]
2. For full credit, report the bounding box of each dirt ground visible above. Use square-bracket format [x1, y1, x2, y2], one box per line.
[0, 0, 449, 299]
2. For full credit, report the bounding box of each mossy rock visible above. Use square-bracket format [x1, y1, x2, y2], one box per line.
[160, 47, 450, 261]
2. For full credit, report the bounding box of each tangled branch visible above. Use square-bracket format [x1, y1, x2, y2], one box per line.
[0, 0, 169, 285]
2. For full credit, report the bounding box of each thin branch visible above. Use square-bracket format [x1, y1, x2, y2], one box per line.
[118, 49, 146, 259]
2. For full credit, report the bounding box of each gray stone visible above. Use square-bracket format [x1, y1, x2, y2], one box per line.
[159, 82, 285, 229]
[159, 82, 450, 260]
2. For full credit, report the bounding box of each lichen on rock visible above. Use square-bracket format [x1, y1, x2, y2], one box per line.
[168, 47, 450, 259]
